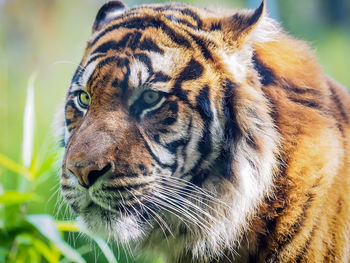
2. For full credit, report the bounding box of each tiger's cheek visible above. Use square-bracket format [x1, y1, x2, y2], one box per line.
[140, 99, 206, 177]
[142, 100, 189, 141]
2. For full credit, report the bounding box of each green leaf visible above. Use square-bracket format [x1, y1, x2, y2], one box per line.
[58, 221, 118, 263]
[32, 237, 60, 263]
[56, 221, 80, 232]
[0, 153, 32, 179]
[22, 72, 36, 169]
[0, 247, 7, 263]
[27, 215, 86, 263]
[0, 191, 39, 205]
[88, 235, 118, 263]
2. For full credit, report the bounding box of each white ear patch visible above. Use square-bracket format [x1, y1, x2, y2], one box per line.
[220, 47, 253, 83]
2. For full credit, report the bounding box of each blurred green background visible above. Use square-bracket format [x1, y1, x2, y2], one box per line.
[0, 0, 349, 262]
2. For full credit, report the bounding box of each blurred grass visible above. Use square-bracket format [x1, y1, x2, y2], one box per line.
[0, 0, 349, 262]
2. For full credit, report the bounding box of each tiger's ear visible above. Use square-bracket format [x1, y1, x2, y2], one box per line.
[92, 1, 128, 33]
[220, 0, 265, 46]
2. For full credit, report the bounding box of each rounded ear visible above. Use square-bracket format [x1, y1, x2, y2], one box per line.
[221, 0, 265, 45]
[92, 1, 128, 33]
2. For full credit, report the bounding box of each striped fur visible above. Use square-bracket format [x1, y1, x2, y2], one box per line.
[56, 1, 350, 262]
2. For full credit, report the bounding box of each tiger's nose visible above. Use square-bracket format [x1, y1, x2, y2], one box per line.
[67, 162, 112, 188]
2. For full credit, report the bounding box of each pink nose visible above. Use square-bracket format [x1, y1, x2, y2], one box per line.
[66, 162, 111, 188]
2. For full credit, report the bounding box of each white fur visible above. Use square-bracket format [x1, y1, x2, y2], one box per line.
[52, 103, 66, 143]
[246, 15, 280, 45]
[220, 48, 253, 83]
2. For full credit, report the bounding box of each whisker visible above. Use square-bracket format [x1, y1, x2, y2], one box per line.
[150, 193, 212, 233]
[158, 183, 226, 213]
[134, 193, 174, 238]
[146, 195, 195, 235]
[125, 189, 154, 229]
[157, 186, 228, 222]
[155, 176, 230, 208]
[157, 189, 217, 221]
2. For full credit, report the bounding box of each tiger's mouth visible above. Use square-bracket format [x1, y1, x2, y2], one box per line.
[61, 173, 158, 218]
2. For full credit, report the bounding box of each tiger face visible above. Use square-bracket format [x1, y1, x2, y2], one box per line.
[61, 3, 231, 240]
[56, 0, 350, 262]
[62, 26, 226, 239]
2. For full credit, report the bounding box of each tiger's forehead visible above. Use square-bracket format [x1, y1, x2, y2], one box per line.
[70, 30, 183, 96]
[69, 3, 220, 99]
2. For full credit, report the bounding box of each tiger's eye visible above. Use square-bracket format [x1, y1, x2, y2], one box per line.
[78, 91, 91, 108]
[143, 91, 160, 105]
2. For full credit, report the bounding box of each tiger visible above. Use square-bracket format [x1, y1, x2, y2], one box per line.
[55, 0, 350, 262]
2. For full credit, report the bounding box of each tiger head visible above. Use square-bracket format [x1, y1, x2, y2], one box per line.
[57, 0, 280, 261]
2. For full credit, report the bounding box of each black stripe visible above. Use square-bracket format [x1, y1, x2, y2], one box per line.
[96, 56, 129, 69]
[222, 79, 240, 181]
[195, 85, 213, 149]
[141, 134, 176, 171]
[102, 183, 149, 192]
[71, 65, 84, 86]
[92, 33, 133, 54]
[187, 32, 213, 60]
[61, 185, 73, 191]
[84, 53, 106, 69]
[120, 61, 130, 94]
[129, 31, 143, 50]
[173, 59, 203, 103]
[144, 100, 178, 120]
[330, 86, 349, 124]
[175, 8, 202, 28]
[210, 21, 222, 31]
[158, 129, 169, 134]
[280, 84, 321, 96]
[149, 72, 171, 83]
[84, 56, 128, 92]
[153, 6, 202, 28]
[252, 52, 276, 86]
[133, 53, 154, 74]
[139, 37, 164, 54]
[164, 14, 197, 29]
[160, 21, 191, 48]
[164, 139, 186, 154]
[65, 100, 83, 126]
[90, 16, 191, 48]
[288, 97, 324, 111]
[189, 86, 213, 183]
[266, 193, 314, 262]
[161, 117, 177, 125]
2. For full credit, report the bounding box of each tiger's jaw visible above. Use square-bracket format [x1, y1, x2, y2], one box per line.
[60, 167, 155, 243]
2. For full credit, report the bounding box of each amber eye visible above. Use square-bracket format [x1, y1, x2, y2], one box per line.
[77, 91, 91, 109]
[142, 91, 160, 105]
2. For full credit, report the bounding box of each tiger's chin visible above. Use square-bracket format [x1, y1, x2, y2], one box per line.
[77, 204, 147, 244]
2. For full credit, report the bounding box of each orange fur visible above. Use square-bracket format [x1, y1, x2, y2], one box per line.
[57, 1, 350, 262]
